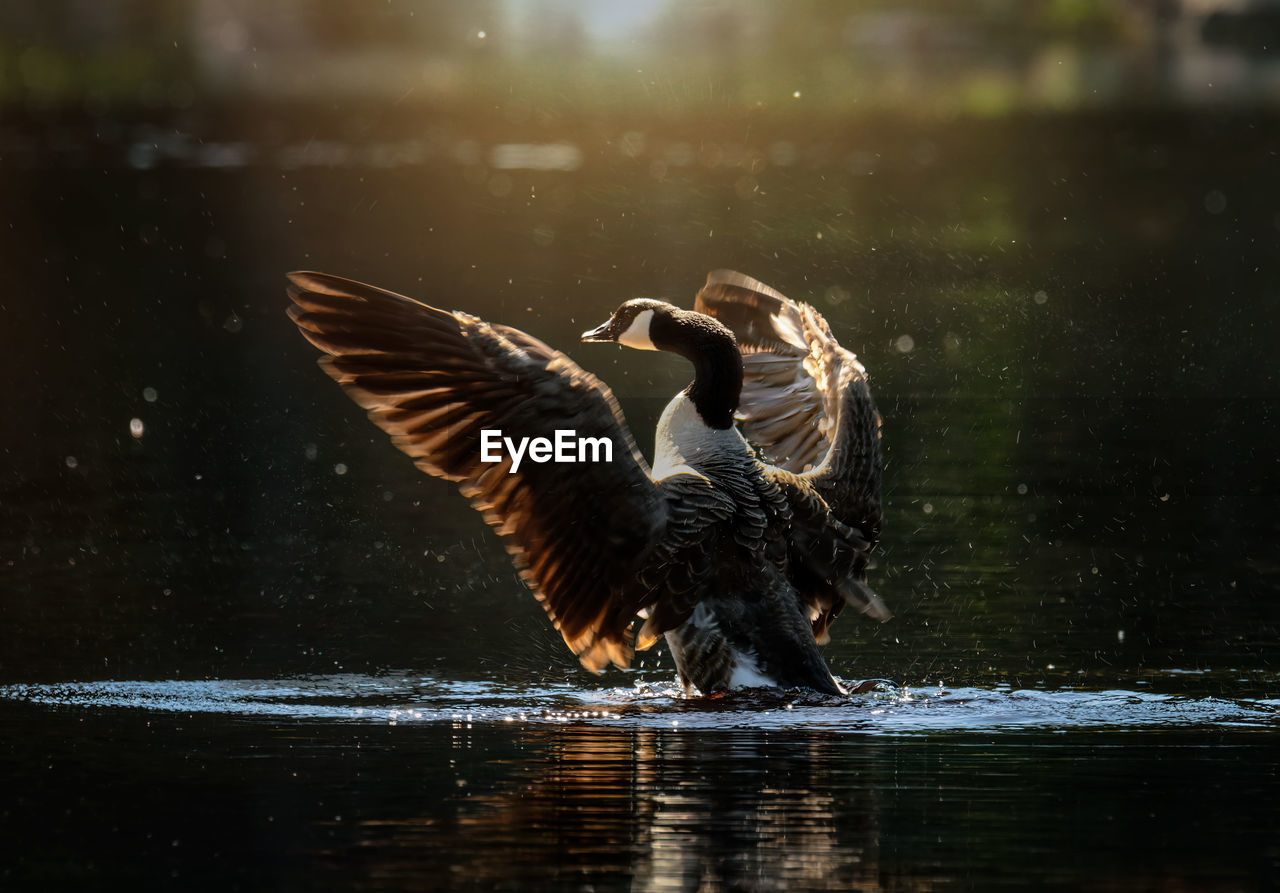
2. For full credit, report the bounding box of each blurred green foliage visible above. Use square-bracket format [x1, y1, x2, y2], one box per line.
[0, 0, 1253, 114]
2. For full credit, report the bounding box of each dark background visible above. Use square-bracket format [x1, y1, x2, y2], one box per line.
[0, 2, 1277, 888]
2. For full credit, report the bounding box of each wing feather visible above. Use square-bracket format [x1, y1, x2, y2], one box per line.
[694, 269, 883, 536]
[288, 271, 666, 671]
[694, 270, 889, 637]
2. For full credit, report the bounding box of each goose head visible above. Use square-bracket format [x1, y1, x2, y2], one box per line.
[581, 299, 673, 351]
[582, 299, 743, 430]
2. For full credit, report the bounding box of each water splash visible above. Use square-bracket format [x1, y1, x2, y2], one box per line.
[1, 675, 1275, 733]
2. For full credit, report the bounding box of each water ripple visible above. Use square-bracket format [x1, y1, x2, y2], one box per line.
[2, 674, 1275, 733]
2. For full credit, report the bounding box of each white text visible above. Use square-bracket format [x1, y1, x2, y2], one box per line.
[480, 429, 613, 473]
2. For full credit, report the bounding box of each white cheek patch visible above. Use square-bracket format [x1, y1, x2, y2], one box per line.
[617, 309, 657, 351]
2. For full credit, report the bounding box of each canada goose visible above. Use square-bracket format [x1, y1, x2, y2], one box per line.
[287, 269, 888, 695]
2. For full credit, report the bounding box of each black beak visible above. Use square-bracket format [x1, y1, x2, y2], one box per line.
[580, 318, 615, 343]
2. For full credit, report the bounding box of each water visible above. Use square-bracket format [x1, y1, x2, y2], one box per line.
[2, 106, 1279, 888]
[1, 676, 1277, 890]
[3, 674, 1277, 731]
[2, 675, 1277, 890]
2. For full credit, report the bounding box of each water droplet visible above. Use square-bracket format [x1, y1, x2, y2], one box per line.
[142, 386, 158, 403]
[895, 334, 915, 353]
[64, 456, 78, 469]
[129, 417, 144, 439]
[1203, 189, 1226, 215]
[333, 462, 348, 476]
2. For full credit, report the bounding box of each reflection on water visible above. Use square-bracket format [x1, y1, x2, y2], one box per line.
[3, 674, 1275, 732]
[4, 677, 1275, 890]
[343, 725, 889, 892]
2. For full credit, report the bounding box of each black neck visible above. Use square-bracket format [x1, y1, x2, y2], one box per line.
[657, 311, 743, 429]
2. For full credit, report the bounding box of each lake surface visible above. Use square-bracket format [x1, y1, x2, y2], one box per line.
[1, 106, 1278, 889]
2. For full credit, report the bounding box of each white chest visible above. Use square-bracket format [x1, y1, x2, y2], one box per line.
[651, 393, 752, 478]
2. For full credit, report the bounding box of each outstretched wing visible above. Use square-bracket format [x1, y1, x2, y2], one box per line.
[694, 269, 882, 540]
[695, 270, 887, 632]
[287, 272, 666, 672]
